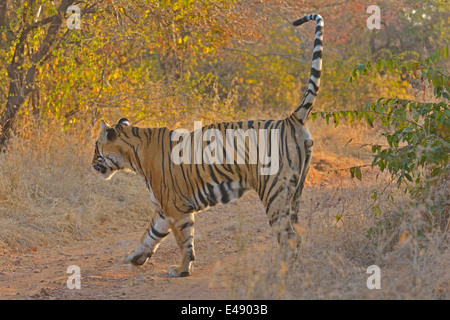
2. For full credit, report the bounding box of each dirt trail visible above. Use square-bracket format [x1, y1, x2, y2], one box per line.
[0, 193, 276, 300]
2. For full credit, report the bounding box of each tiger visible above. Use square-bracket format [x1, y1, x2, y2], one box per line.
[92, 14, 323, 277]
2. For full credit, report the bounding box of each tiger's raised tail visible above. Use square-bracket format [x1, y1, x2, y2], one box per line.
[292, 14, 324, 124]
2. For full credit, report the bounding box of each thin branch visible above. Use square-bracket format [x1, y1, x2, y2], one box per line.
[23, 14, 56, 31]
[223, 47, 307, 62]
[319, 163, 373, 174]
[91, 93, 180, 109]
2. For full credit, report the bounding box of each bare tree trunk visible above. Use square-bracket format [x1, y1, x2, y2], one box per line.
[0, 0, 74, 149]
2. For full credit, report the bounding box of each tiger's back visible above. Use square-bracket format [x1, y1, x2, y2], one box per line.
[132, 118, 312, 213]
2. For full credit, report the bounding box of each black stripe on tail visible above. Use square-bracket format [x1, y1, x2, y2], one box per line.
[291, 14, 324, 124]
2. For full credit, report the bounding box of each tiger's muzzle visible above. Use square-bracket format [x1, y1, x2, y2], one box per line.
[93, 162, 107, 174]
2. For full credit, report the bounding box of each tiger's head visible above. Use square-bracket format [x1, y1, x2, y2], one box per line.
[92, 118, 135, 180]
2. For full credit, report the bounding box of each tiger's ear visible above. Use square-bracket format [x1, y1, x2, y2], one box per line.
[100, 120, 110, 133]
[118, 118, 130, 126]
[100, 120, 116, 141]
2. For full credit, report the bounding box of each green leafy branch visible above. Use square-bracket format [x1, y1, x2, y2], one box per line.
[311, 46, 449, 196]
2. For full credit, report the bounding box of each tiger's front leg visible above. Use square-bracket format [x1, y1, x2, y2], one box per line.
[123, 211, 171, 266]
[167, 215, 196, 277]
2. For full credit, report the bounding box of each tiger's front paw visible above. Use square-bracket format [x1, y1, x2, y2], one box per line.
[168, 265, 191, 277]
[122, 251, 149, 266]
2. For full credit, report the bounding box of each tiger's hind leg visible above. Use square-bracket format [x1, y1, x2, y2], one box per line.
[167, 214, 196, 277]
[123, 210, 171, 266]
[288, 136, 314, 249]
[263, 186, 299, 250]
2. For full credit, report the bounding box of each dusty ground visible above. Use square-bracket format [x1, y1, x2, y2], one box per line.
[0, 191, 277, 300]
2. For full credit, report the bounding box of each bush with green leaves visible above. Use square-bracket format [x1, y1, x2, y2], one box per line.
[312, 46, 449, 231]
